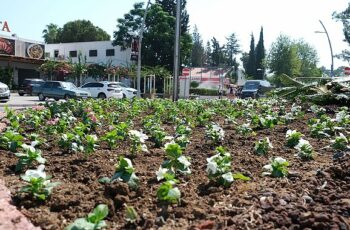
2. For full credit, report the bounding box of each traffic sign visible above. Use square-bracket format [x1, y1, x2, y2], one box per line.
[182, 68, 190, 76]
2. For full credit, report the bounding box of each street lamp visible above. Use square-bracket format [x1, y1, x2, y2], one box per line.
[172, 0, 181, 101]
[315, 20, 334, 77]
[136, 0, 151, 97]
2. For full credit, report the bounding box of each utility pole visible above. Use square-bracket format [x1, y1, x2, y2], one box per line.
[137, 0, 151, 97]
[172, 0, 181, 101]
[316, 20, 334, 77]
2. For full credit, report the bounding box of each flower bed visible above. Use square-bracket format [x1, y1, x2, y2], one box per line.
[0, 99, 349, 229]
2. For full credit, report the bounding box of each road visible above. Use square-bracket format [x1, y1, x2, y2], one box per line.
[0, 93, 42, 112]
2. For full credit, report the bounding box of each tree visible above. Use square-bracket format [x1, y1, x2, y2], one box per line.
[246, 34, 256, 77]
[204, 41, 212, 66]
[112, 2, 192, 71]
[333, 3, 350, 63]
[267, 34, 321, 87]
[42, 23, 61, 44]
[191, 25, 205, 67]
[42, 20, 110, 44]
[255, 27, 265, 79]
[210, 37, 225, 66]
[225, 33, 240, 66]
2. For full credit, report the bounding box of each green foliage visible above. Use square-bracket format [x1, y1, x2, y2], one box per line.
[286, 129, 304, 148]
[331, 133, 349, 151]
[295, 139, 314, 160]
[205, 123, 225, 144]
[189, 88, 218, 96]
[111, 157, 139, 189]
[65, 204, 109, 230]
[20, 165, 60, 201]
[43, 20, 110, 44]
[254, 137, 273, 155]
[263, 157, 289, 178]
[157, 175, 181, 204]
[15, 144, 46, 172]
[206, 148, 233, 187]
[125, 205, 138, 224]
[190, 81, 200, 89]
[85, 135, 99, 154]
[0, 129, 24, 152]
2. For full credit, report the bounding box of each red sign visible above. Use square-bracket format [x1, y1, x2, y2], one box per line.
[345, 67, 350, 75]
[182, 68, 190, 76]
[0, 21, 10, 32]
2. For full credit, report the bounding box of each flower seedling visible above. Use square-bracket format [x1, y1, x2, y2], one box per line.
[85, 135, 99, 154]
[128, 130, 148, 155]
[19, 165, 60, 200]
[0, 130, 24, 152]
[157, 142, 191, 180]
[15, 143, 46, 172]
[59, 133, 84, 153]
[205, 123, 225, 144]
[262, 157, 289, 178]
[330, 133, 349, 151]
[254, 137, 273, 155]
[156, 174, 181, 204]
[206, 149, 233, 187]
[111, 156, 139, 189]
[65, 204, 109, 230]
[285, 130, 303, 148]
[124, 205, 138, 224]
[295, 139, 314, 160]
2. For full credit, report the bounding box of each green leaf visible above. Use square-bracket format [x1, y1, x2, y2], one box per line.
[232, 173, 251, 181]
[87, 204, 109, 224]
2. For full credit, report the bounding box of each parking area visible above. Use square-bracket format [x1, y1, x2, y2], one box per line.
[0, 93, 41, 111]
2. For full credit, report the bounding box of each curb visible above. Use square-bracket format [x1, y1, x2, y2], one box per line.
[0, 104, 39, 108]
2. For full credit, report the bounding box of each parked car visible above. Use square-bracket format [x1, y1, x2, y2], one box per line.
[18, 79, 45, 96]
[0, 82, 10, 102]
[240, 80, 273, 99]
[110, 82, 138, 98]
[32, 81, 91, 101]
[80, 81, 123, 99]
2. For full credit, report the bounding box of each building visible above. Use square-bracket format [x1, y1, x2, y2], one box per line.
[45, 41, 132, 67]
[0, 34, 45, 87]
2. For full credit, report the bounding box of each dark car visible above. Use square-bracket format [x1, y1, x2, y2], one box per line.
[33, 81, 91, 101]
[18, 79, 45, 96]
[240, 80, 273, 99]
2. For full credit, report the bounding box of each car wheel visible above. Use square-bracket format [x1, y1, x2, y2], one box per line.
[64, 94, 71, 100]
[123, 94, 126, 99]
[38, 93, 46, 101]
[98, 93, 106, 99]
[54, 98, 60, 101]
[18, 93, 24, 96]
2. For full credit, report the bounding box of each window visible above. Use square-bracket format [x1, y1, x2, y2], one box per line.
[91, 83, 104, 88]
[52, 82, 61, 88]
[69, 51, 77, 57]
[106, 49, 115, 56]
[89, 50, 97, 57]
[54, 50, 59, 58]
[82, 83, 94, 88]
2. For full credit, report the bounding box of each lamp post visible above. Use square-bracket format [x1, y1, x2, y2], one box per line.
[315, 20, 334, 77]
[172, 0, 181, 101]
[136, 0, 151, 97]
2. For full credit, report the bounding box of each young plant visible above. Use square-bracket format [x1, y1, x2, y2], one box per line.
[285, 129, 303, 148]
[156, 174, 181, 204]
[15, 143, 46, 172]
[111, 156, 139, 189]
[58, 133, 84, 153]
[236, 123, 254, 136]
[124, 205, 138, 224]
[205, 123, 225, 144]
[0, 130, 24, 152]
[157, 142, 191, 180]
[101, 129, 121, 149]
[206, 148, 233, 187]
[330, 133, 349, 151]
[128, 130, 148, 155]
[262, 157, 289, 178]
[65, 204, 109, 230]
[19, 165, 60, 200]
[295, 139, 314, 160]
[254, 137, 273, 155]
[85, 135, 99, 154]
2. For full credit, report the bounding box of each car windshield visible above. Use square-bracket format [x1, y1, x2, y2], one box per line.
[243, 82, 260, 90]
[108, 83, 121, 88]
[61, 82, 78, 90]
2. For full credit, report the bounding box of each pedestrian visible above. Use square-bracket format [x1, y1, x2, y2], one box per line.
[218, 85, 223, 99]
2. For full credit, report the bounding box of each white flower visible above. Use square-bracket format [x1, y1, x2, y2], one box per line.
[167, 187, 181, 200]
[129, 130, 148, 143]
[206, 161, 218, 175]
[177, 156, 191, 168]
[286, 129, 294, 138]
[263, 164, 273, 172]
[221, 172, 234, 183]
[21, 165, 46, 181]
[21, 143, 35, 153]
[123, 158, 133, 168]
[141, 144, 149, 153]
[164, 140, 176, 149]
[89, 135, 98, 142]
[274, 157, 287, 164]
[156, 167, 168, 181]
[266, 137, 273, 149]
[295, 138, 310, 150]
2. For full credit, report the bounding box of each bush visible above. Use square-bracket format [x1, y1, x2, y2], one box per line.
[190, 88, 218, 96]
[190, 81, 199, 89]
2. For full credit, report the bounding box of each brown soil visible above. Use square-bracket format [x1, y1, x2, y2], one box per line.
[0, 103, 349, 230]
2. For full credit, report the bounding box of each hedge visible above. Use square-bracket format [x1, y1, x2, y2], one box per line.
[190, 88, 219, 96]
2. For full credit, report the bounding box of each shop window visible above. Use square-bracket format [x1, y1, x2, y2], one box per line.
[106, 49, 115, 56]
[89, 50, 98, 57]
[69, 51, 77, 58]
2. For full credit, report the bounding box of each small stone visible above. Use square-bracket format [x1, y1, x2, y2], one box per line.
[193, 207, 206, 218]
[279, 199, 287, 206]
[314, 213, 329, 222]
[197, 220, 215, 230]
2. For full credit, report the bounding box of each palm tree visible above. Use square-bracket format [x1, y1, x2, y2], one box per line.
[42, 23, 61, 44]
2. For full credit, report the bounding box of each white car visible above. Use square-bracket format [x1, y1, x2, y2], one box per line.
[80, 81, 123, 99]
[110, 82, 138, 98]
[0, 82, 10, 102]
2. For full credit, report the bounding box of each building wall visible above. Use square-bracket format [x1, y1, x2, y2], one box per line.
[45, 41, 132, 67]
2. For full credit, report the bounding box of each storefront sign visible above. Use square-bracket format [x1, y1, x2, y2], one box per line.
[0, 37, 15, 55]
[0, 21, 10, 33]
[25, 42, 45, 59]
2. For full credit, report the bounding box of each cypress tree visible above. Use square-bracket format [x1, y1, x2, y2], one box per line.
[246, 34, 256, 78]
[255, 27, 265, 79]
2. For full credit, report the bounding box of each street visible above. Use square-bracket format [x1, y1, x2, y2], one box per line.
[0, 93, 41, 111]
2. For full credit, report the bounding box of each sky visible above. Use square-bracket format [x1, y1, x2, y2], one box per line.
[1, 0, 349, 70]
